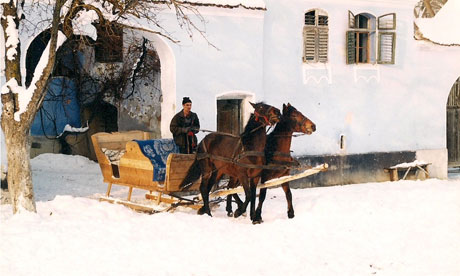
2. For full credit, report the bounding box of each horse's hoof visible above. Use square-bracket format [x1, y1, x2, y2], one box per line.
[227, 211, 233, 217]
[253, 210, 261, 221]
[198, 207, 212, 216]
[197, 207, 206, 215]
[287, 211, 295, 219]
[234, 210, 242, 218]
[252, 218, 263, 224]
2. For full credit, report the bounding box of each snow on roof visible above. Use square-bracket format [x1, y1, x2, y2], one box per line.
[181, 0, 265, 10]
[415, 0, 460, 45]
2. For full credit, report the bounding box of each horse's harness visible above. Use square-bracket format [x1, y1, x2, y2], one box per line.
[196, 138, 298, 170]
[196, 109, 300, 171]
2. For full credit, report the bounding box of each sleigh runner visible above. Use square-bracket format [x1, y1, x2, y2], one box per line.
[92, 130, 327, 213]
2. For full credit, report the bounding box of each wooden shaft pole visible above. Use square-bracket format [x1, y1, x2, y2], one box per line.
[209, 163, 328, 199]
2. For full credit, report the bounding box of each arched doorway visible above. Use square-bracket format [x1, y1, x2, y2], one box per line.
[446, 76, 460, 167]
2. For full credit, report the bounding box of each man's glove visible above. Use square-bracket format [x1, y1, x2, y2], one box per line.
[191, 127, 199, 133]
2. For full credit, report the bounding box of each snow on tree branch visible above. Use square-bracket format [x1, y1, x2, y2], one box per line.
[1, 31, 67, 121]
[4, 15, 19, 61]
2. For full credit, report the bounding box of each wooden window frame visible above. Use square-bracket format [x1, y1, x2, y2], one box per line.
[346, 31, 370, 64]
[356, 31, 370, 63]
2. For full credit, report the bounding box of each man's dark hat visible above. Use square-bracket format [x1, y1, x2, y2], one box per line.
[182, 97, 192, 105]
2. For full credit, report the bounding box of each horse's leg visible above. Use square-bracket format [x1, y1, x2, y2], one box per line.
[233, 194, 243, 208]
[198, 174, 212, 216]
[197, 162, 215, 216]
[233, 176, 250, 218]
[226, 195, 233, 217]
[225, 176, 236, 217]
[226, 194, 244, 217]
[249, 178, 258, 221]
[253, 187, 267, 223]
[226, 176, 244, 217]
[282, 182, 294, 218]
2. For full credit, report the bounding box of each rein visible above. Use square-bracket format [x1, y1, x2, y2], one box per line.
[271, 133, 307, 138]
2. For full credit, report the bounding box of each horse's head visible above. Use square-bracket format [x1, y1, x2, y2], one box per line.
[250, 102, 281, 126]
[283, 103, 316, 135]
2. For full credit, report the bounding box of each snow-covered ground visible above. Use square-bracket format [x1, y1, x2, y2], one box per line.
[1, 154, 460, 276]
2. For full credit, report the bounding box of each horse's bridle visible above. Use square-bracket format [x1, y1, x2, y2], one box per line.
[254, 106, 276, 126]
[296, 115, 310, 130]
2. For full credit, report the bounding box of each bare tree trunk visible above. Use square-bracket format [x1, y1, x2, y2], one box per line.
[1, 0, 64, 213]
[0, 1, 36, 213]
[3, 125, 36, 212]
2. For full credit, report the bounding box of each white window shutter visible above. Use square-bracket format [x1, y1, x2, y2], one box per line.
[318, 28, 328, 63]
[303, 26, 317, 62]
[378, 13, 396, 30]
[348, 11, 356, 28]
[378, 32, 396, 64]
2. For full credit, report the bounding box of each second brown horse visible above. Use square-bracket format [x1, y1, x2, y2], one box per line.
[226, 103, 316, 223]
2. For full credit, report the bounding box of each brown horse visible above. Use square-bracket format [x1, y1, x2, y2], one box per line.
[180, 102, 281, 221]
[225, 103, 316, 223]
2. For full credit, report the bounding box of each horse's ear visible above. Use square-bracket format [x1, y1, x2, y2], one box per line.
[249, 102, 256, 109]
[288, 103, 291, 107]
[283, 103, 288, 113]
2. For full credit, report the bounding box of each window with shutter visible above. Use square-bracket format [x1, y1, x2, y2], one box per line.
[302, 9, 328, 63]
[347, 11, 396, 65]
[347, 11, 371, 64]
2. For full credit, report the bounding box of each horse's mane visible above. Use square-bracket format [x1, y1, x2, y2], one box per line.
[240, 114, 263, 146]
[265, 105, 296, 162]
[240, 102, 267, 146]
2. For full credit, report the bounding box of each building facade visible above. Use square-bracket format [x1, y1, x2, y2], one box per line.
[14, 0, 460, 185]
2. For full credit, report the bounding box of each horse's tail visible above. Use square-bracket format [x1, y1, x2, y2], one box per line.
[180, 158, 201, 191]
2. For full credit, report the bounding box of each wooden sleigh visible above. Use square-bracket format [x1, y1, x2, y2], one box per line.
[92, 131, 202, 213]
[92, 131, 328, 213]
